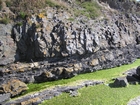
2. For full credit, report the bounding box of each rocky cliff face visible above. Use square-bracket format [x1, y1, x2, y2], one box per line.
[0, 24, 16, 65]
[0, 0, 140, 84]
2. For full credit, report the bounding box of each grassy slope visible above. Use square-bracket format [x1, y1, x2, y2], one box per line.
[41, 85, 140, 105]
[26, 59, 140, 94]
[38, 59, 140, 105]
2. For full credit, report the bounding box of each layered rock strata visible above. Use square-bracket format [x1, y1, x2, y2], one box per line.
[0, 0, 140, 102]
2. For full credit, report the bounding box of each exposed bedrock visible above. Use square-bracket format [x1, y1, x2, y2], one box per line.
[12, 13, 140, 61]
[0, 0, 140, 103]
[0, 11, 139, 84]
[0, 0, 140, 84]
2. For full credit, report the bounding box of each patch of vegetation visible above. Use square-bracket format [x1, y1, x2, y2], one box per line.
[45, 0, 61, 9]
[4, 0, 64, 19]
[41, 84, 140, 105]
[39, 59, 140, 105]
[67, 18, 75, 21]
[0, 16, 10, 24]
[16, 22, 23, 26]
[19, 12, 26, 19]
[5, 0, 11, 7]
[75, 0, 102, 19]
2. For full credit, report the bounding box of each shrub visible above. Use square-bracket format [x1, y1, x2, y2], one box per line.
[67, 18, 75, 21]
[5, 0, 11, 7]
[45, 0, 62, 9]
[16, 22, 23, 26]
[4, 0, 64, 20]
[0, 17, 10, 24]
[75, 0, 102, 19]
[19, 12, 26, 19]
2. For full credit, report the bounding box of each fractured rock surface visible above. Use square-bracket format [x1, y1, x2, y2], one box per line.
[0, 0, 140, 104]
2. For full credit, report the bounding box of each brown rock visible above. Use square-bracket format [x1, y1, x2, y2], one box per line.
[73, 63, 82, 71]
[89, 59, 99, 66]
[20, 97, 41, 105]
[64, 67, 74, 73]
[0, 79, 28, 97]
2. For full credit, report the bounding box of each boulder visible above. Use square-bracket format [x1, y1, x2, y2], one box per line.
[0, 79, 28, 97]
[136, 66, 140, 76]
[113, 77, 128, 87]
[62, 67, 75, 78]
[34, 71, 55, 82]
[89, 59, 99, 66]
[69, 90, 79, 97]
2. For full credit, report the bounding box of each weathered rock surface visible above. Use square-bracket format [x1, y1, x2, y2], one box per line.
[0, 0, 139, 86]
[113, 66, 140, 87]
[0, 79, 28, 97]
[113, 77, 129, 87]
[0, 24, 15, 66]
[0, 0, 140, 103]
[123, 67, 140, 84]
[0, 93, 10, 104]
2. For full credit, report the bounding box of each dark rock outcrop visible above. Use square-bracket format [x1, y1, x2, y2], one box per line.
[0, 0, 140, 104]
[0, 0, 139, 96]
[115, 66, 140, 86]
[113, 77, 129, 87]
[0, 0, 140, 84]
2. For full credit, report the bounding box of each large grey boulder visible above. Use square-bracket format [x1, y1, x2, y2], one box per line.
[136, 66, 140, 76]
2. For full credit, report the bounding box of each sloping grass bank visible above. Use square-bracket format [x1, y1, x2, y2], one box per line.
[41, 85, 140, 105]
[26, 59, 140, 94]
[38, 59, 140, 105]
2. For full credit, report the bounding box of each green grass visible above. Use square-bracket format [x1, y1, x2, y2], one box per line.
[23, 59, 140, 95]
[75, 0, 102, 19]
[0, 17, 10, 24]
[45, 0, 61, 9]
[41, 84, 140, 105]
[21, 59, 140, 105]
